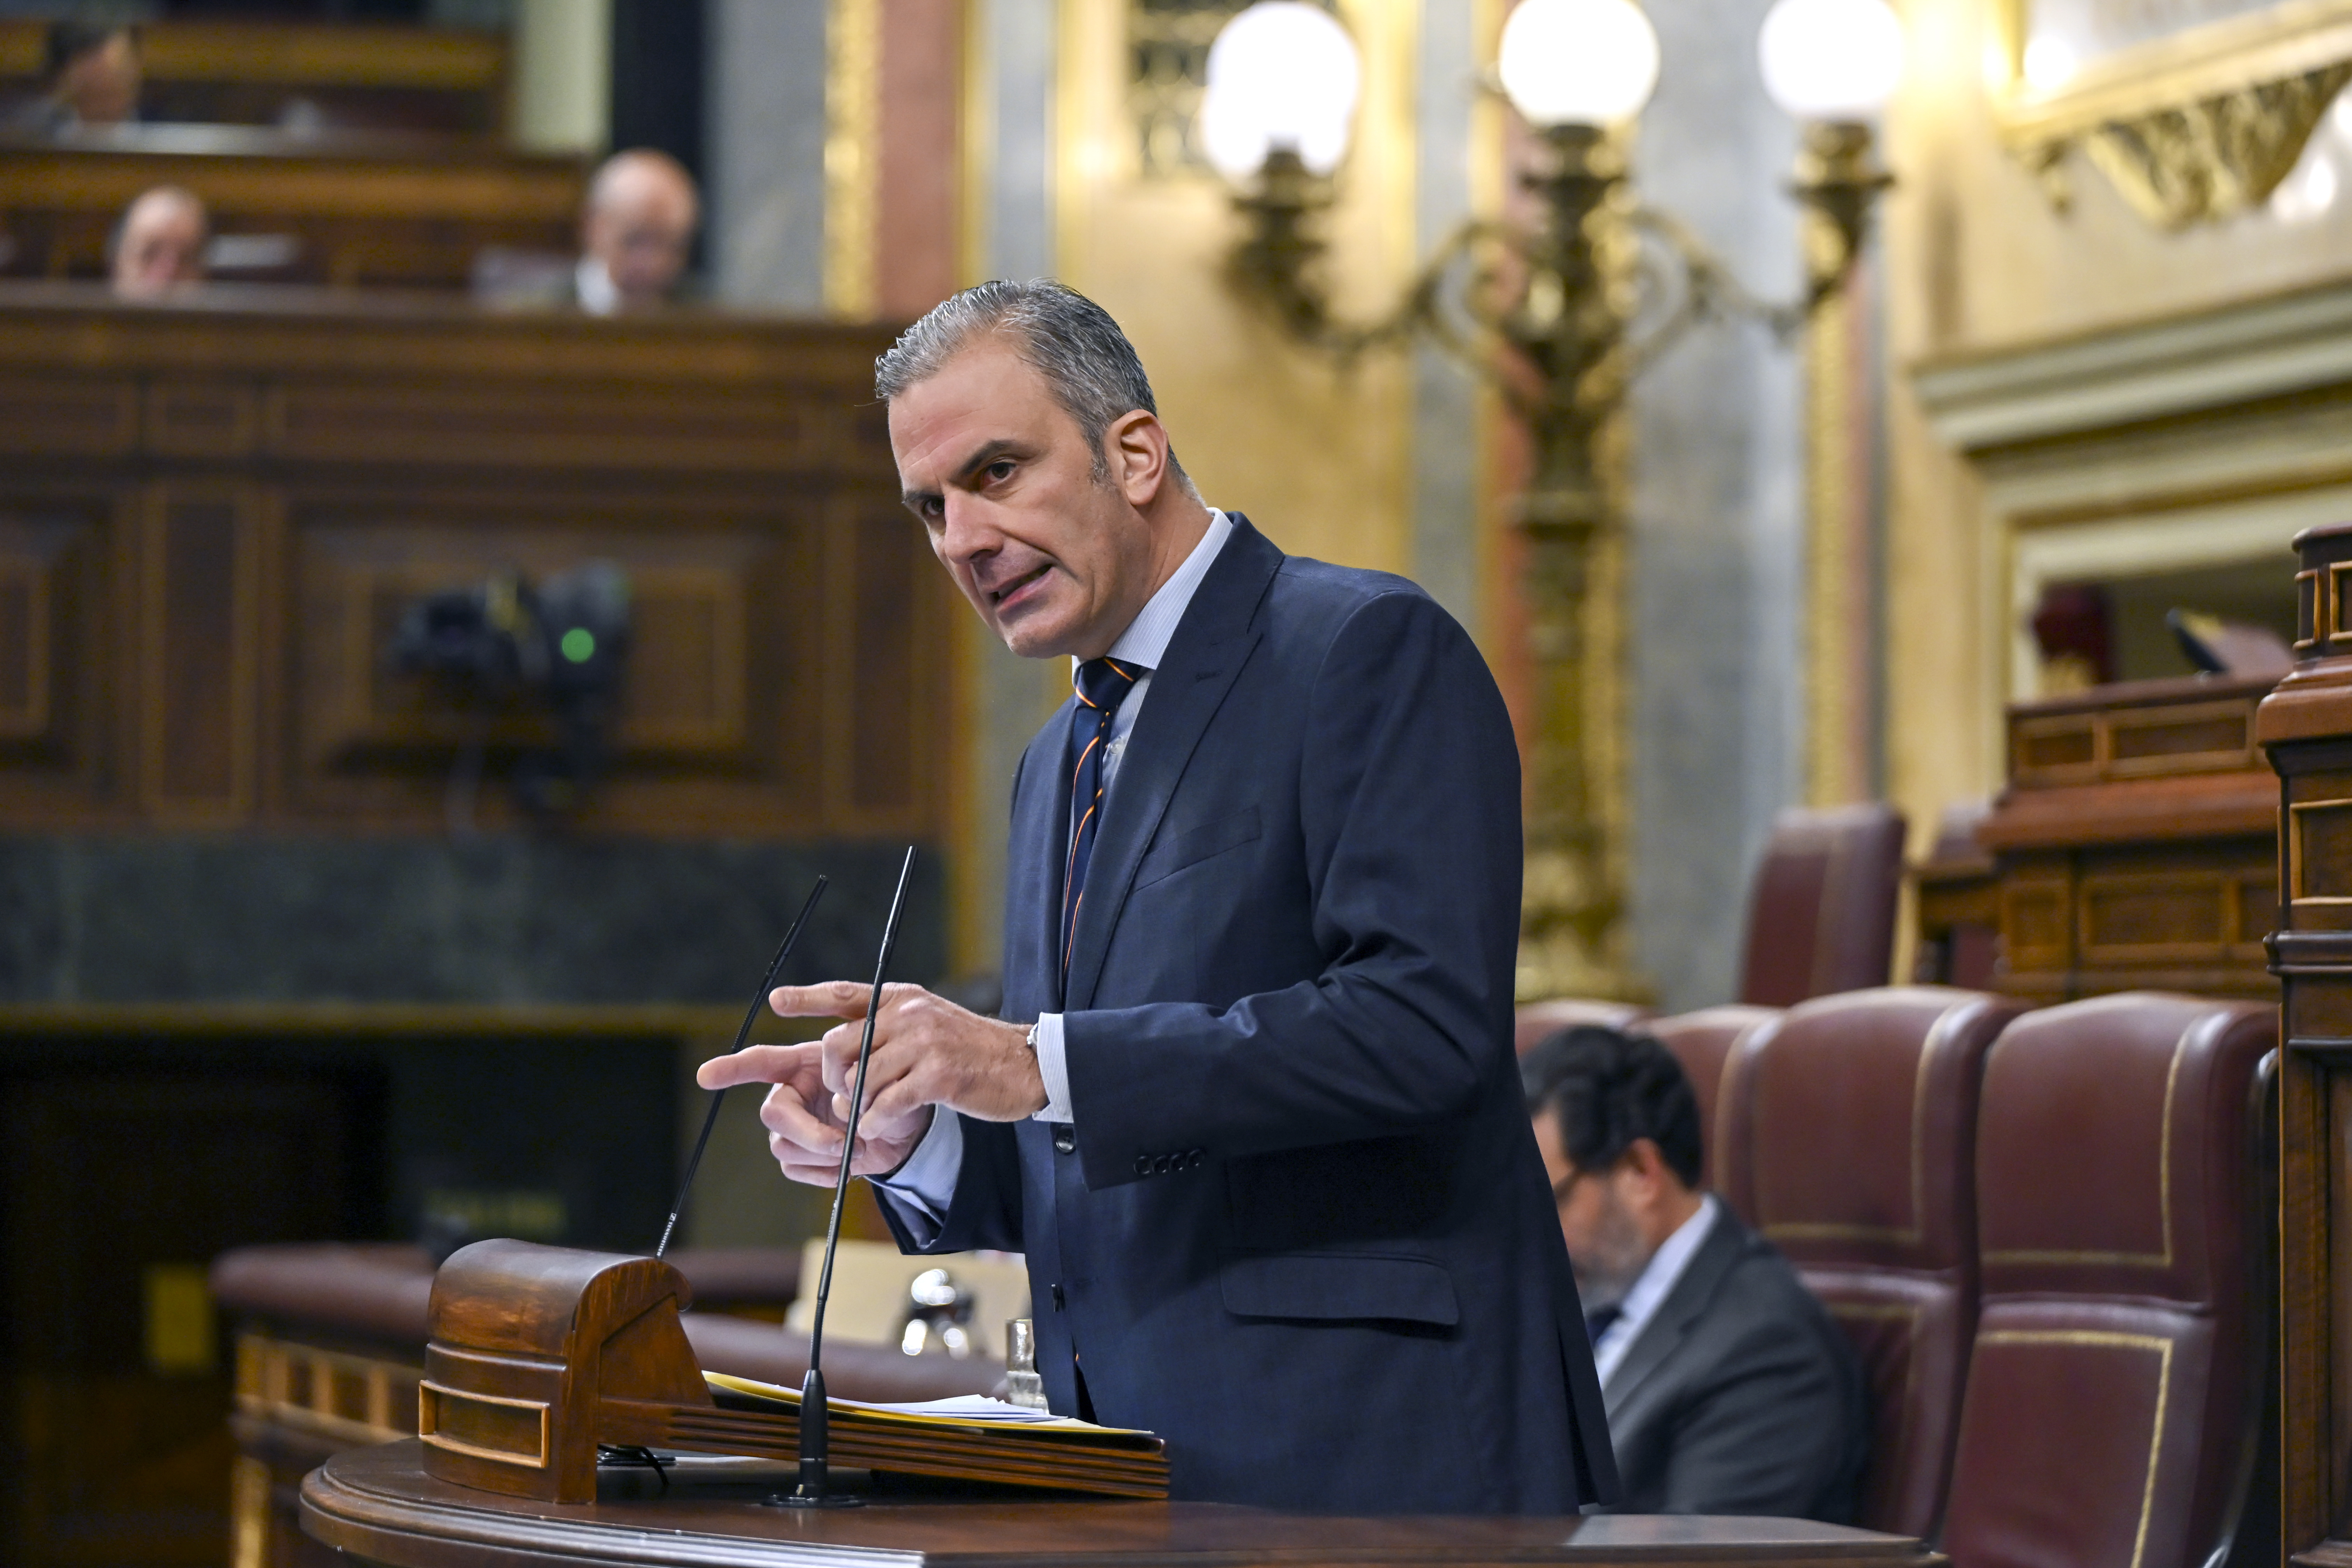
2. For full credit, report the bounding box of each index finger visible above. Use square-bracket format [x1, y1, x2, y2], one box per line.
[698, 1041, 822, 1090]
[768, 980, 875, 1020]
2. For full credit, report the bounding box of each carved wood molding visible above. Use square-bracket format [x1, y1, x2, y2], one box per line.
[1993, 0, 2352, 228]
[2075, 64, 2352, 226]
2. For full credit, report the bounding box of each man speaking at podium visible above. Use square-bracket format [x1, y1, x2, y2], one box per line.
[700, 280, 1617, 1514]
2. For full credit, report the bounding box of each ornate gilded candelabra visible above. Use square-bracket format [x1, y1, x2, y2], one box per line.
[1202, 0, 1899, 1001]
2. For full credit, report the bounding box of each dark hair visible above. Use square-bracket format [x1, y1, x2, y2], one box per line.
[1520, 1025, 1704, 1190]
[873, 278, 1188, 488]
[45, 21, 136, 84]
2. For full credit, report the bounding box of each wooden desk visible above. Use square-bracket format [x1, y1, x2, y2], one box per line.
[0, 125, 582, 288]
[0, 21, 509, 137]
[0, 282, 947, 843]
[2262, 521, 2352, 1566]
[1974, 674, 2277, 1000]
[302, 1442, 1942, 1568]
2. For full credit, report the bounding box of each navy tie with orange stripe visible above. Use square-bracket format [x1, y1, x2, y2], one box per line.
[1061, 655, 1144, 997]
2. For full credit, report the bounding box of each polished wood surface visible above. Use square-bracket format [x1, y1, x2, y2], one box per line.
[2260, 522, 2352, 1566]
[1975, 675, 2277, 1000]
[417, 1241, 1164, 1503]
[0, 125, 581, 288]
[0, 282, 948, 842]
[304, 1441, 1941, 1568]
[0, 21, 509, 137]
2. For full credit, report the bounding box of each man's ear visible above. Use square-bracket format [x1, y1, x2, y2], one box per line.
[1618, 1137, 1670, 1192]
[1104, 410, 1170, 506]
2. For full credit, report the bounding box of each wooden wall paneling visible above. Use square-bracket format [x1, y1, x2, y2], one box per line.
[284, 490, 845, 835]
[820, 500, 941, 840]
[144, 380, 259, 461]
[0, 376, 136, 459]
[139, 482, 261, 823]
[0, 290, 940, 841]
[0, 486, 123, 822]
[263, 380, 849, 474]
[0, 21, 510, 136]
[0, 140, 584, 289]
[1, 1067, 366, 1567]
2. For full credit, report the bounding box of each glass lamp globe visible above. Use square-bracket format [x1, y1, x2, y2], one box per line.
[1496, 0, 1661, 129]
[1199, 1, 1362, 182]
[1757, 0, 1904, 121]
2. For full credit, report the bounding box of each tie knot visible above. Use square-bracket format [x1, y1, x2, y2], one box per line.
[1585, 1303, 1624, 1344]
[1074, 656, 1143, 711]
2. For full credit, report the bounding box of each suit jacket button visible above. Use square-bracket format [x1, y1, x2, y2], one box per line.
[1154, 1153, 1174, 1174]
[1134, 1154, 1153, 1177]
[1053, 1125, 1076, 1155]
[1187, 1150, 1204, 1168]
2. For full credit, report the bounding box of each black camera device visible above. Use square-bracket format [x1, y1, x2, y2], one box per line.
[384, 561, 632, 821]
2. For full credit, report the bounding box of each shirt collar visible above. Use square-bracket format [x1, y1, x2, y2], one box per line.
[1083, 508, 1232, 675]
[576, 255, 620, 316]
[1594, 1193, 1718, 1381]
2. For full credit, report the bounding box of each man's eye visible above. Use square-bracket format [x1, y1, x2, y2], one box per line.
[986, 460, 1016, 481]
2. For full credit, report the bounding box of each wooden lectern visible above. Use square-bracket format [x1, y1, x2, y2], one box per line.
[2262, 522, 2352, 1566]
[417, 1240, 1166, 1505]
[298, 1239, 1946, 1568]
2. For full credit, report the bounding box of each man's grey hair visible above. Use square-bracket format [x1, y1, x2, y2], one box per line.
[874, 279, 1191, 489]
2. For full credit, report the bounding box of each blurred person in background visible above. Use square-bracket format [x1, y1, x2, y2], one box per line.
[111, 186, 207, 299]
[13, 21, 142, 135]
[574, 148, 699, 313]
[1522, 1024, 1868, 1521]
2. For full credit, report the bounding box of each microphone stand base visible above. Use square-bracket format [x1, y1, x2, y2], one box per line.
[765, 1491, 866, 1509]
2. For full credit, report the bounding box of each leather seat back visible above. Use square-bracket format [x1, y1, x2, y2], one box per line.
[1738, 803, 1908, 1007]
[1513, 999, 1654, 1055]
[1646, 1006, 1778, 1202]
[1941, 994, 2275, 1568]
[1722, 986, 2025, 1539]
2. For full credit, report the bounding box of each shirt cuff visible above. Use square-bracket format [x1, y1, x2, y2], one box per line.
[1031, 1013, 1074, 1124]
[870, 1107, 962, 1225]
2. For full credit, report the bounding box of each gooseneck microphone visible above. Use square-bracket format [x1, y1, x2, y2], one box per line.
[775, 845, 918, 1508]
[655, 875, 830, 1259]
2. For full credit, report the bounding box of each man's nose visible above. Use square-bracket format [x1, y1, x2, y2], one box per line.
[938, 494, 999, 565]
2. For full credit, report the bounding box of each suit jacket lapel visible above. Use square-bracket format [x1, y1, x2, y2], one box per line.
[1062, 516, 1282, 1012]
[1602, 1205, 1747, 1414]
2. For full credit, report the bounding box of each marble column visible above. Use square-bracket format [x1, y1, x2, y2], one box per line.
[704, 0, 830, 309]
[1625, 0, 1807, 1009]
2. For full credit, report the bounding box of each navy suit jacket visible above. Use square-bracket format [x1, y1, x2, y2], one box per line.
[877, 515, 1617, 1512]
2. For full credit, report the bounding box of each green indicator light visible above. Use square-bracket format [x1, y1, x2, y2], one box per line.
[560, 628, 596, 663]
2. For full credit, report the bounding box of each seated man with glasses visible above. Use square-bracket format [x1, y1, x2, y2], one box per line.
[1522, 1025, 1867, 1522]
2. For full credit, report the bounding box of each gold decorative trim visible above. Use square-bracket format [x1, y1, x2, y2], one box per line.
[1804, 245, 1868, 806]
[959, 0, 994, 287]
[1975, 1329, 2174, 1568]
[2329, 561, 2352, 644]
[238, 1332, 417, 1447]
[825, 0, 883, 319]
[1990, 0, 2352, 228]
[231, 1455, 269, 1568]
[418, 1381, 551, 1468]
[2290, 796, 2352, 905]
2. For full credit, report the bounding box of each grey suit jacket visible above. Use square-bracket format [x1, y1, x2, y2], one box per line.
[1600, 1206, 1869, 1522]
